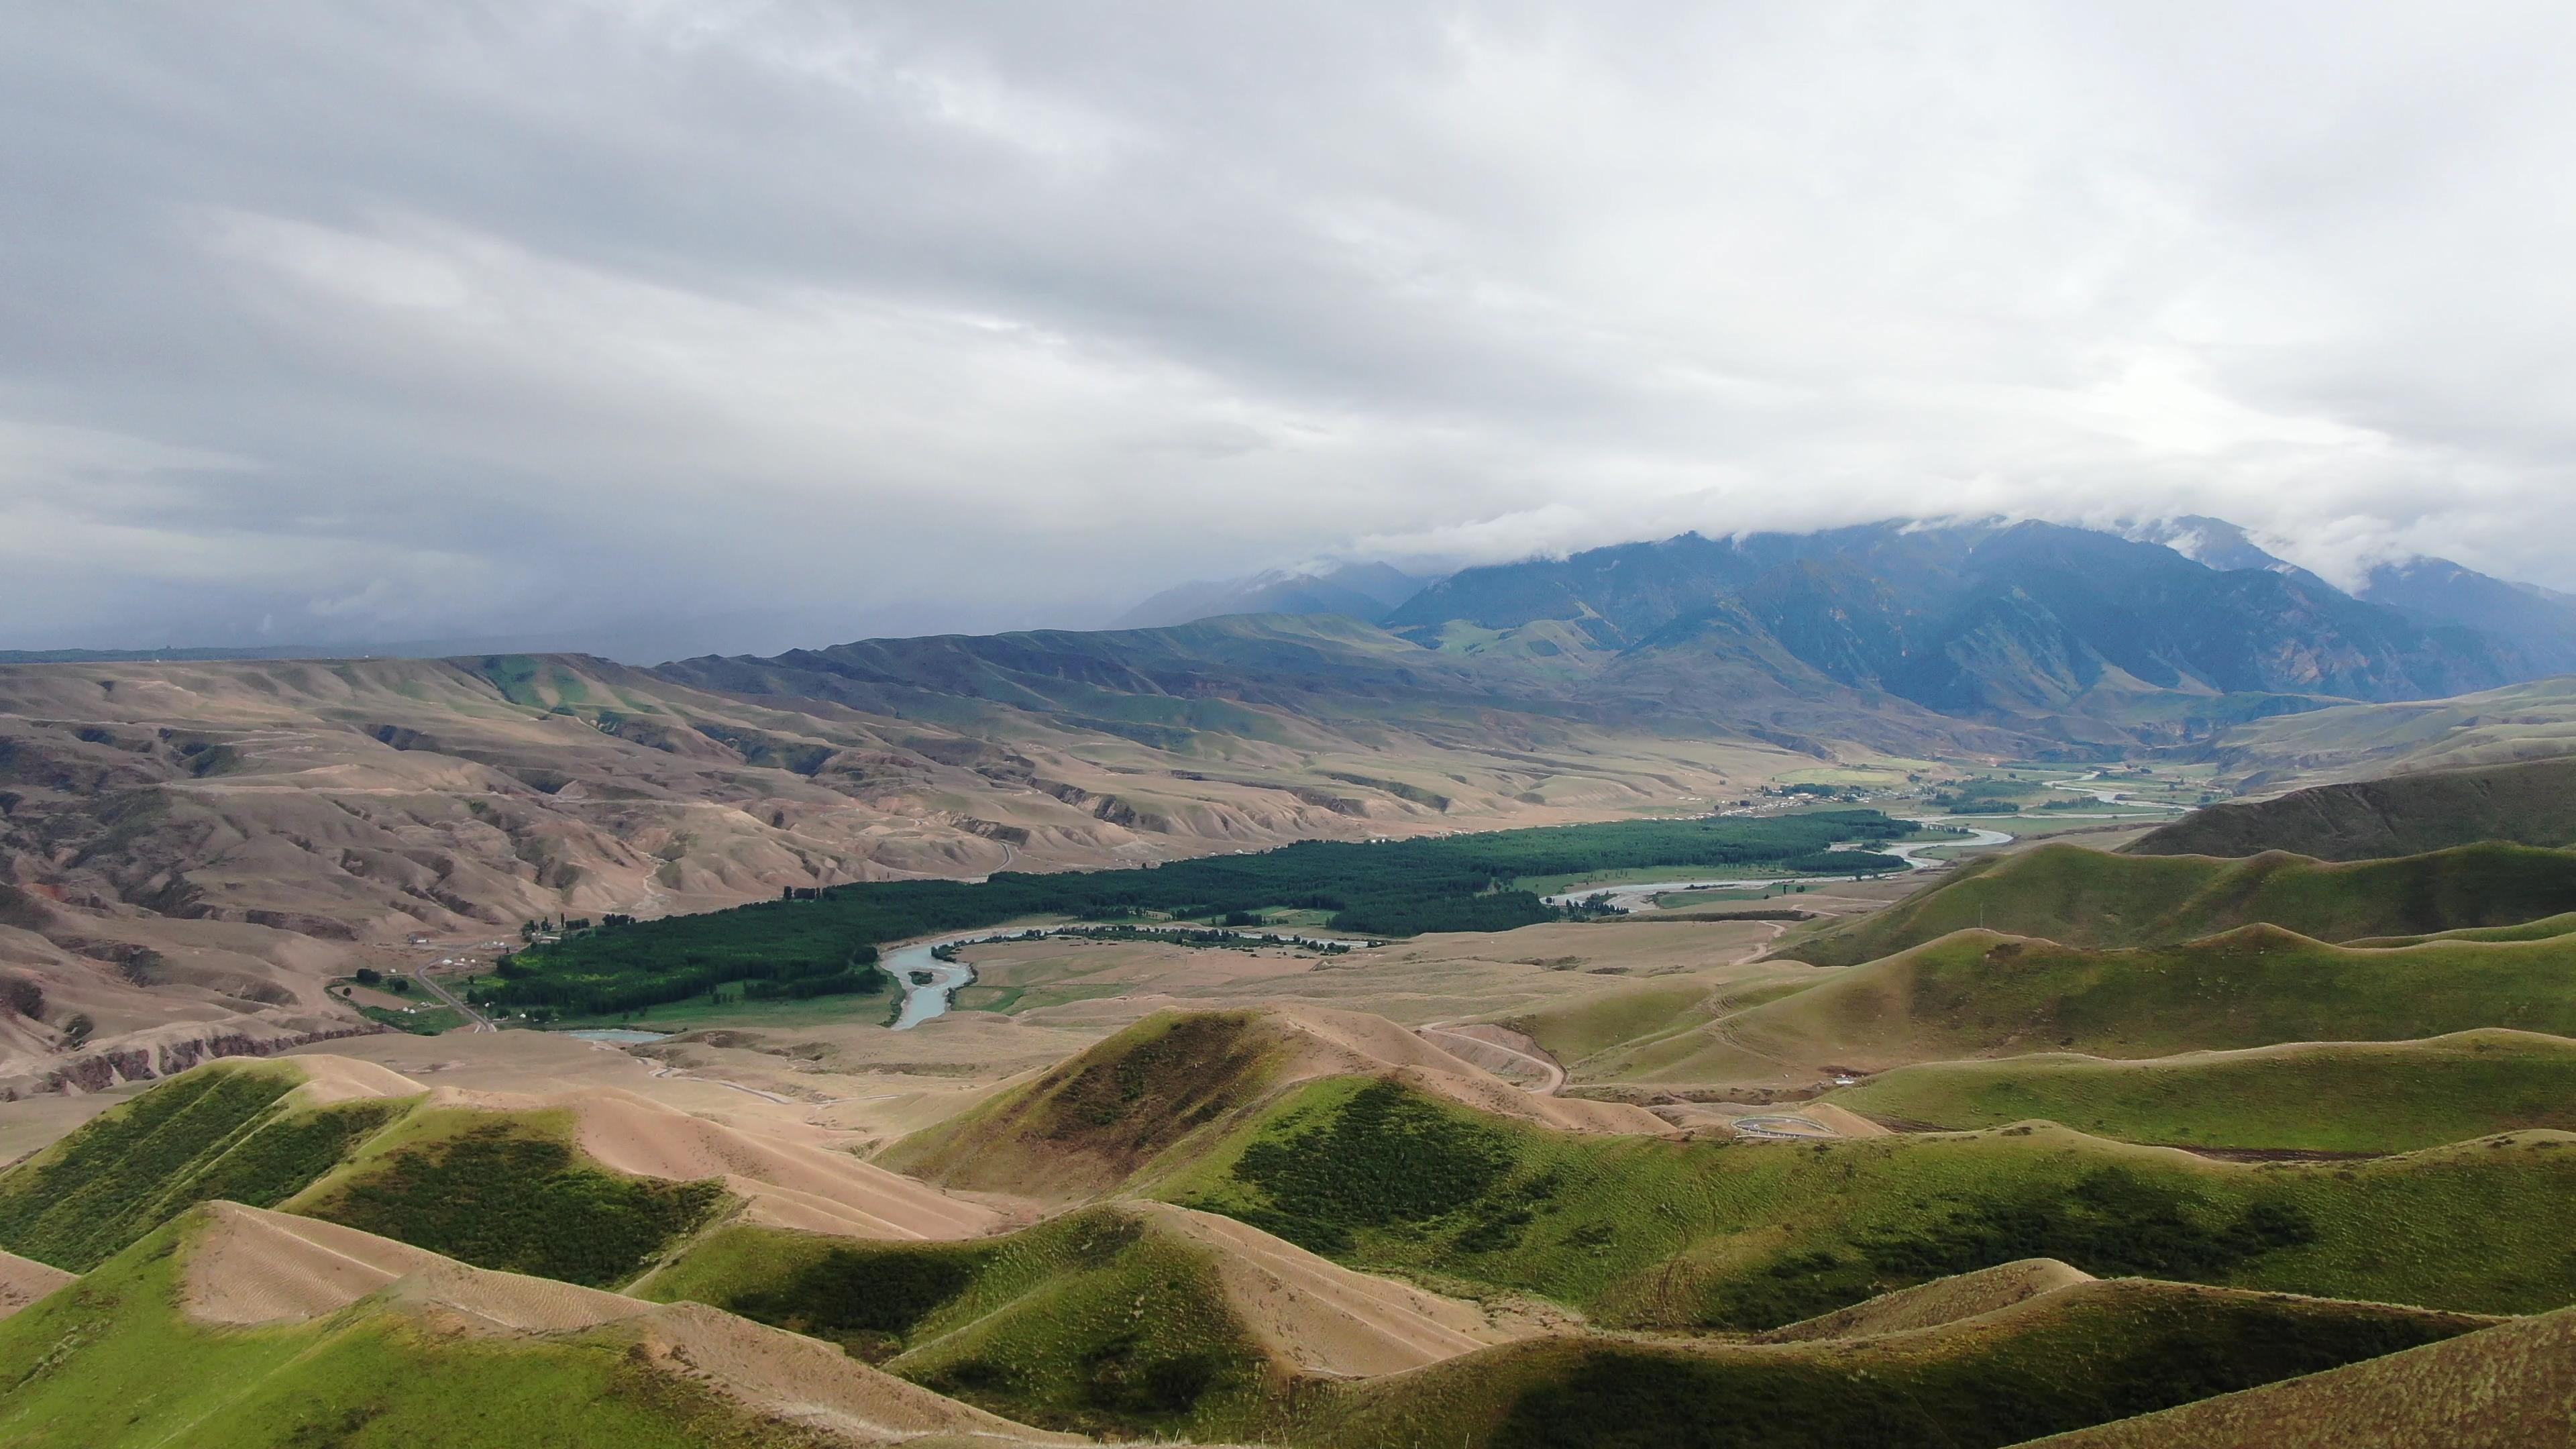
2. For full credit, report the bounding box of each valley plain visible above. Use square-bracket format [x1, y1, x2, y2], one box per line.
[9, 517, 2576, 1446]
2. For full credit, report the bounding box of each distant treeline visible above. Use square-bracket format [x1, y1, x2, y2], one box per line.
[474, 812, 1906, 1019]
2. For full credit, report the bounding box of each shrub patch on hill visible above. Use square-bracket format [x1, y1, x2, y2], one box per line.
[0, 1064, 402, 1271]
[1226, 1080, 1517, 1252]
[301, 1120, 727, 1287]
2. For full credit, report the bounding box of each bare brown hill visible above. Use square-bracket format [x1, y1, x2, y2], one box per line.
[0, 645, 1818, 1091]
[0, 1247, 70, 1320]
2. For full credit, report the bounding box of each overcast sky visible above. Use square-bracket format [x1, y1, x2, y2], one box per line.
[7, 3, 2576, 659]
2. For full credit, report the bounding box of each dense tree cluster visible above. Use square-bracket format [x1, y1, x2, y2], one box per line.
[478, 811, 1906, 1020]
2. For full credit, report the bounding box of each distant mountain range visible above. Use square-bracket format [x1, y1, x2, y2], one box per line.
[1110, 561, 1430, 629]
[1059, 518, 2576, 752]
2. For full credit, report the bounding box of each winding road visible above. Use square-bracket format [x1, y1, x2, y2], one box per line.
[1417, 1022, 1568, 1094]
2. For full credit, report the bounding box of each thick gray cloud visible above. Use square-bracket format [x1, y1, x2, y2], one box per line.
[7, 2, 2576, 658]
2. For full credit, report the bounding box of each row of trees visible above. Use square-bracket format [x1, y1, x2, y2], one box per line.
[485, 811, 1910, 1019]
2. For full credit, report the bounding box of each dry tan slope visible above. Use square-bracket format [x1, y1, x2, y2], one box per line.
[0, 639, 1827, 1109]
[184, 1201, 458, 1324]
[387, 1081, 1009, 1241]
[1270, 1007, 1670, 1135]
[1136, 1202, 1525, 1377]
[282, 1053, 429, 1106]
[0, 1246, 74, 1320]
[606, 1301, 1087, 1448]
[566, 1088, 1008, 1240]
[2029, 1302, 2576, 1448]
[1758, 1258, 2096, 1342]
[179, 1204, 1082, 1447]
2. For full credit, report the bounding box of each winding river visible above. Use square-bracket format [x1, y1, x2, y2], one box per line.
[883, 926, 1372, 1030]
[889, 780, 2179, 1023]
[1540, 818, 2016, 915]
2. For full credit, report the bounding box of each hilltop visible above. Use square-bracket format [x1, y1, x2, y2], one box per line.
[1780, 840, 2576, 966]
[1819, 1030, 2576, 1152]
[2031, 1299, 2576, 1448]
[0, 1201, 1079, 1449]
[2131, 754, 2576, 859]
[877, 1007, 1665, 1201]
[0, 1056, 1003, 1281]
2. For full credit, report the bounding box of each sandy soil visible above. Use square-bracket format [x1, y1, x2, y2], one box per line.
[1140, 1202, 1527, 1377]
[1265, 1006, 1672, 1135]
[282, 1027, 1018, 1151]
[0, 1246, 74, 1319]
[184, 1200, 454, 1324]
[0, 1083, 147, 1167]
[283, 1053, 431, 1106]
[1415, 1023, 1564, 1091]
[567, 1088, 1014, 1239]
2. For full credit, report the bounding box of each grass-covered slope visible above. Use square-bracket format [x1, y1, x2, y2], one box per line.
[2029, 1301, 2576, 1448]
[0, 1205, 1073, 1449]
[0, 1061, 728, 1289]
[0, 1059, 407, 1271]
[282, 1105, 731, 1287]
[2131, 754, 2576, 861]
[1784, 841, 2576, 966]
[1821, 1030, 2576, 1152]
[1151, 1075, 2576, 1329]
[1297, 1279, 2491, 1449]
[639, 1208, 1278, 1440]
[1680, 925, 2576, 1081]
[878, 1010, 1300, 1199]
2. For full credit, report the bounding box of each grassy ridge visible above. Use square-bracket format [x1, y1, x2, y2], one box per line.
[286, 1108, 729, 1287]
[1692, 926, 2576, 1079]
[0, 1061, 405, 1271]
[638, 1211, 1271, 1440]
[2130, 754, 2576, 861]
[0, 1064, 727, 1289]
[1822, 1031, 2576, 1152]
[0, 1213, 851, 1449]
[1785, 841, 2576, 966]
[492, 812, 1909, 1017]
[1144, 1076, 2576, 1328]
[878, 1011, 1296, 1199]
[2027, 1302, 2576, 1448]
[1299, 1283, 2489, 1449]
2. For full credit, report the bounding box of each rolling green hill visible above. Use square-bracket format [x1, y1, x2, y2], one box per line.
[875, 1011, 1303, 1201]
[2132, 754, 2576, 860]
[2027, 1299, 2576, 1448]
[1108, 1072, 2576, 1329]
[1295, 1279, 2489, 1449]
[0, 1060, 727, 1287]
[1686, 926, 2576, 1081]
[0, 1205, 1070, 1449]
[280, 1106, 731, 1287]
[642, 1207, 2494, 1449]
[1782, 841, 2576, 967]
[638, 1209, 1280, 1441]
[2196, 674, 2576, 788]
[1819, 1031, 2576, 1152]
[0, 1060, 408, 1271]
